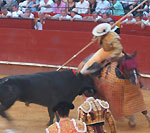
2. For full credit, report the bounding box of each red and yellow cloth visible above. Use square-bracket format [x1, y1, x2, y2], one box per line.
[95, 62, 146, 120]
[46, 118, 87, 133]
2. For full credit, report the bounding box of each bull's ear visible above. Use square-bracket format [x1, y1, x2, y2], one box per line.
[132, 51, 137, 58]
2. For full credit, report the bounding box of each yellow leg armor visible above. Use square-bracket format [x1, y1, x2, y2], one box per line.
[80, 48, 113, 74]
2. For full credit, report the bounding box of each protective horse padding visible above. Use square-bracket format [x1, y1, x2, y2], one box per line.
[95, 62, 146, 120]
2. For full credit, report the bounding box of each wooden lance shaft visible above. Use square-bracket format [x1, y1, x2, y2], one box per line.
[57, 0, 148, 71]
[56, 38, 97, 71]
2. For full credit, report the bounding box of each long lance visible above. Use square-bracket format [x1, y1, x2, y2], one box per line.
[112, 0, 148, 27]
[56, 38, 97, 71]
[56, 0, 148, 71]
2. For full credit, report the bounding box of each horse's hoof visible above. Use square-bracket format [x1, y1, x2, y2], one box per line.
[128, 120, 136, 128]
[145, 114, 150, 127]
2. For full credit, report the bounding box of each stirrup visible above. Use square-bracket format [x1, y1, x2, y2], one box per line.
[128, 119, 136, 128]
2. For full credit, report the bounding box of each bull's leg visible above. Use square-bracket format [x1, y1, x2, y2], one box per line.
[142, 110, 150, 127]
[0, 105, 10, 121]
[126, 115, 136, 128]
[0, 100, 16, 121]
[55, 112, 60, 122]
[0, 90, 18, 121]
[47, 107, 55, 126]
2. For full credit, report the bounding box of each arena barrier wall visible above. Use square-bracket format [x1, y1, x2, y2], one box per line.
[120, 24, 150, 36]
[0, 28, 150, 75]
[0, 18, 34, 29]
[43, 19, 99, 32]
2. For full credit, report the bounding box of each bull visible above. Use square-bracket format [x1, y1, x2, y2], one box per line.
[0, 69, 98, 125]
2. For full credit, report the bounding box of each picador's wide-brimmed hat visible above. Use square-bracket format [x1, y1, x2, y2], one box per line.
[92, 23, 111, 36]
[53, 101, 74, 112]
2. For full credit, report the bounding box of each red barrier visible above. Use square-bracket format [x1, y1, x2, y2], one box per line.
[0, 18, 34, 29]
[43, 19, 99, 32]
[120, 24, 150, 36]
[121, 34, 150, 73]
[0, 28, 150, 74]
[0, 17, 149, 36]
[0, 28, 98, 66]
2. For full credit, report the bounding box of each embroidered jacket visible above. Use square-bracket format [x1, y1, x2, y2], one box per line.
[77, 97, 116, 133]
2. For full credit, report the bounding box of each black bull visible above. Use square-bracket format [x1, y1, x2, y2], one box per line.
[0, 69, 95, 125]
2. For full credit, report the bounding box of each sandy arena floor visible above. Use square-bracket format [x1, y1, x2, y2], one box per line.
[0, 75, 150, 133]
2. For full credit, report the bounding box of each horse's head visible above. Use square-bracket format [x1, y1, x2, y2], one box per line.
[119, 51, 138, 85]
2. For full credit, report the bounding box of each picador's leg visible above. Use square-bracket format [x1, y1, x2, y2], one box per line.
[126, 115, 136, 128]
[142, 110, 150, 127]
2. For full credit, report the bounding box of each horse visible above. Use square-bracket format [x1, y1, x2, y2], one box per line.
[78, 51, 150, 128]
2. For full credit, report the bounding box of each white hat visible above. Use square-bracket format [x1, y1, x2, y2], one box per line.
[71, 8, 78, 14]
[92, 23, 111, 36]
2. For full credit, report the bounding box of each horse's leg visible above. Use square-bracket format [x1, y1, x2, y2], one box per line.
[47, 106, 55, 126]
[142, 110, 150, 127]
[126, 115, 136, 128]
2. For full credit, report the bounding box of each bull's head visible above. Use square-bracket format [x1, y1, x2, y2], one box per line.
[81, 62, 103, 77]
